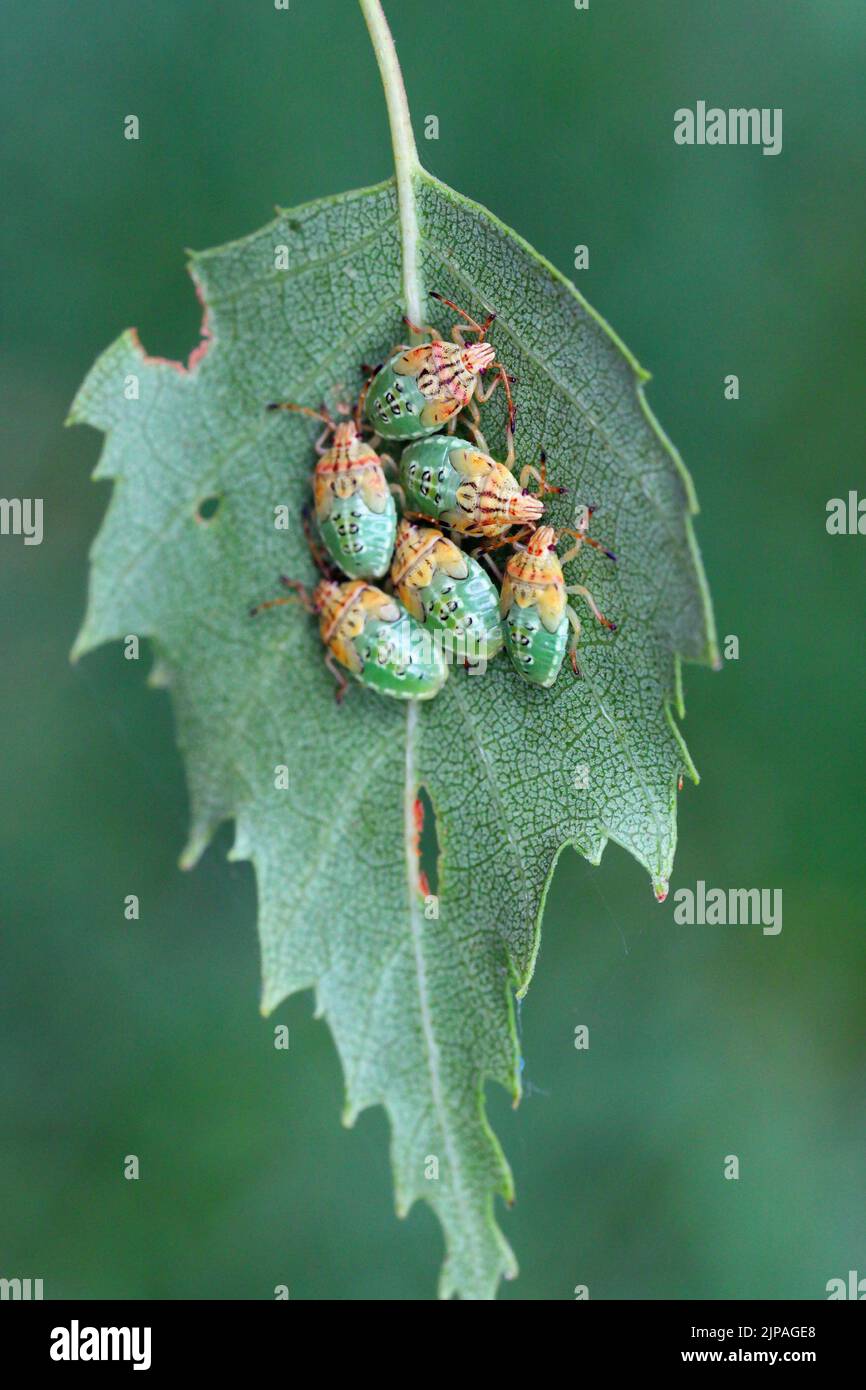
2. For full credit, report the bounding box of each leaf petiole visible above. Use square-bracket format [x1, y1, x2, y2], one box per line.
[358, 0, 426, 328]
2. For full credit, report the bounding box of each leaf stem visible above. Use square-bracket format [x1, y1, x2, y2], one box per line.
[358, 0, 425, 326]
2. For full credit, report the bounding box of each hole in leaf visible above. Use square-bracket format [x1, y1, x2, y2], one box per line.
[415, 785, 439, 899]
[196, 494, 222, 523]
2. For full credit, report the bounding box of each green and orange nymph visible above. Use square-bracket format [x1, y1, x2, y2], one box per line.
[251, 576, 447, 703]
[363, 293, 515, 441]
[266, 401, 397, 580]
[391, 518, 503, 665]
[501, 512, 618, 688]
[399, 433, 562, 542]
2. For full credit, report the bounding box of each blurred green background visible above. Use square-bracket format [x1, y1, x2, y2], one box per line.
[2, 0, 864, 1300]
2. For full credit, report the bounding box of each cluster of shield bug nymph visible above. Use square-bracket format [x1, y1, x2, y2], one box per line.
[251, 294, 618, 703]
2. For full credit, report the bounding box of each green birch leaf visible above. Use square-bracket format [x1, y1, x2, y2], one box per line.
[70, 164, 717, 1297]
